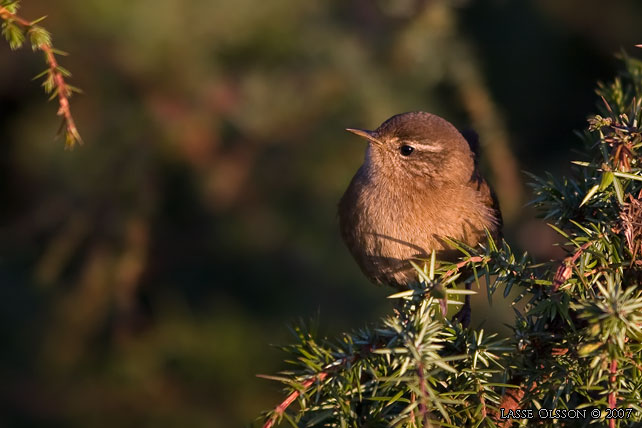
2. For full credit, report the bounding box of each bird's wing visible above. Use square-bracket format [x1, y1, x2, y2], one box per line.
[460, 128, 504, 237]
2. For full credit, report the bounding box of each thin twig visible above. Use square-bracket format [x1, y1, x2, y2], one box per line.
[444, 256, 485, 278]
[262, 371, 329, 428]
[0, 5, 29, 26]
[261, 351, 365, 428]
[410, 392, 417, 426]
[40, 43, 81, 146]
[0, 5, 81, 147]
[416, 362, 430, 427]
[609, 359, 617, 428]
[477, 379, 487, 419]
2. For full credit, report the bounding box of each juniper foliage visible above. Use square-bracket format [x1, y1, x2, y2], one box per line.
[259, 54, 642, 428]
[0, 0, 81, 147]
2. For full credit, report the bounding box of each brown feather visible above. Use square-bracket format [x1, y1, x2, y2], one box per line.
[339, 112, 502, 288]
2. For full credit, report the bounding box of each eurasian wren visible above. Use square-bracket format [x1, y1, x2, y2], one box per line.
[339, 111, 502, 289]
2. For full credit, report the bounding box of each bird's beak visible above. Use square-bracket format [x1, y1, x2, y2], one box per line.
[346, 128, 382, 145]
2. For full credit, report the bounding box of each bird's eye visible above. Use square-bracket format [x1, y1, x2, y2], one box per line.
[399, 145, 414, 156]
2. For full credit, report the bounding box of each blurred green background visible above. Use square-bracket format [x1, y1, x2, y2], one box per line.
[0, 0, 640, 427]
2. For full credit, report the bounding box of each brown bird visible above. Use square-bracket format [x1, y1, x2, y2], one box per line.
[339, 112, 502, 317]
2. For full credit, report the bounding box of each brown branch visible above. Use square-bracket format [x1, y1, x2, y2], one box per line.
[0, 5, 81, 148]
[495, 385, 526, 428]
[608, 359, 617, 428]
[260, 349, 368, 428]
[0, 5, 30, 26]
[40, 43, 82, 147]
[260, 340, 385, 428]
[478, 380, 487, 419]
[262, 371, 329, 428]
[410, 392, 417, 425]
[416, 362, 430, 427]
[444, 256, 485, 278]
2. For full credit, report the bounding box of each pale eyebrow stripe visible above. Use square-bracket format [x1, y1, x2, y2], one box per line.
[389, 136, 443, 152]
[403, 139, 443, 152]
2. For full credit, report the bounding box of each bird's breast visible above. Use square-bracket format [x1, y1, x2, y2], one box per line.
[339, 176, 497, 286]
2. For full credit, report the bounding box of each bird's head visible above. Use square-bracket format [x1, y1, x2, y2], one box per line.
[347, 112, 475, 185]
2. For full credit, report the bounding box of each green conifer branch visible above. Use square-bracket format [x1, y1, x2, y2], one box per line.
[259, 52, 642, 427]
[0, 0, 82, 148]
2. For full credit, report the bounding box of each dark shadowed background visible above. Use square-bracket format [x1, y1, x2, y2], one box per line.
[0, 0, 640, 426]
